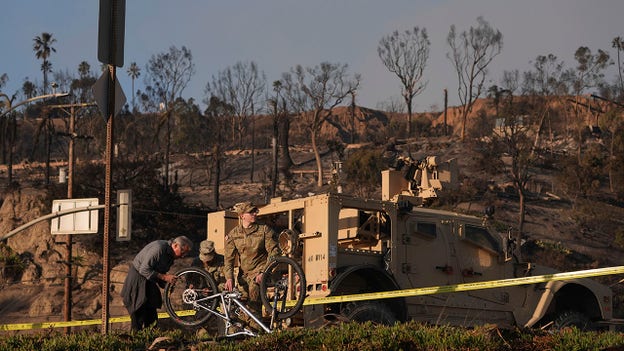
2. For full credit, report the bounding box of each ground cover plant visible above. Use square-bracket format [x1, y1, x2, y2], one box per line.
[2, 321, 624, 351]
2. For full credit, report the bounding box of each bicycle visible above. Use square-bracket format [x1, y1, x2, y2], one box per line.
[163, 256, 306, 337]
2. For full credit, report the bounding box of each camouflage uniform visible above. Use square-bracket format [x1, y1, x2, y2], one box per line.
[224, 222, 280, 314]
[191, 253, 225, 291]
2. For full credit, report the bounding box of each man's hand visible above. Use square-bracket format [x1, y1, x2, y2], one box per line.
[254, 272, 263, 285]
[159, 273, 177, 284]
[224, 278, 234, 291]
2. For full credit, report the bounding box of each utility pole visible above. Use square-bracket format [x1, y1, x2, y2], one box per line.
[49, 101, 95, 334]
[65, 104, 75, 335]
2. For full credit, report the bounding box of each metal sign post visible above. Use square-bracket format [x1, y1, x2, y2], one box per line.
[101, 65, 114, 334]
[96, 0, 125, 335]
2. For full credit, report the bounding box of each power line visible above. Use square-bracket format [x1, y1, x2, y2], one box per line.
[134, 207, 207, 218]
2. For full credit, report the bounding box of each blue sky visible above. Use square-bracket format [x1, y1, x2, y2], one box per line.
[1, 0, 622, 112]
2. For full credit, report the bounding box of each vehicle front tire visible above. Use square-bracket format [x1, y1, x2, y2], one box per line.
[551, 310, 595, 331]
[340, 301, 397, 325]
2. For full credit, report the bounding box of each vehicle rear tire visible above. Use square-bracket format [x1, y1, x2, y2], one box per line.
[341, 301, 397, 325]
[260, 256, 306, 320]
[164, 267, 219, 328]
[552, 310, 594, 331]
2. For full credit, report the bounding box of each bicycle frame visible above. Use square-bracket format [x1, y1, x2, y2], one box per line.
[183, 288, 272, 337]
[165, 256, 306, 336]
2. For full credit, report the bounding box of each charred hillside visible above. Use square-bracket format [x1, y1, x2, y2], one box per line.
[1, 96, 624, 327]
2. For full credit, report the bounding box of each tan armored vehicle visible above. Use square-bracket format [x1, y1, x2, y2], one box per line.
[207, 157, 615, 330]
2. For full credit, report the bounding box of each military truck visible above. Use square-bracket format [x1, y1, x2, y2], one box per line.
[206, 158, 616, 330]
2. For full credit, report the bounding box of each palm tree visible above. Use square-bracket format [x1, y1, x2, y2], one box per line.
[0, 73, 7, 90]
[126, 62, 141, 111]
[22, 79, 36, 99]
[33, 32, 57, 94]
[78, 61, 91, 79]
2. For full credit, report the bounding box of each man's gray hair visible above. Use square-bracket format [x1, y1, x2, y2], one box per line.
[173, 235, 193, 250]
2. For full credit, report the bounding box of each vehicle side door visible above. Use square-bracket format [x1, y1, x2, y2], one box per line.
[455, 223, 528, 324]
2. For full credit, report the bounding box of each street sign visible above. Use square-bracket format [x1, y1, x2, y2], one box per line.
[92, 71, 126, 121]
[51, 198, 100, 235]
[98, 0, 126, 67]
[116, 189, 132, 241]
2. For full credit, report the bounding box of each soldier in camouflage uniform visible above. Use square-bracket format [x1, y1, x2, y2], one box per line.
[223, 201, 280, 317]
[191, 240, 225, 291]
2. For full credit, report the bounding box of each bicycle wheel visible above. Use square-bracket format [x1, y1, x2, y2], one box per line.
[260, 256, 306, 320]
[164, 267, 219, 328]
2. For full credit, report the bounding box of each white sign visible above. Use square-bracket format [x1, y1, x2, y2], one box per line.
[116, 189, 132, 241]
[51, 198, 100, 235]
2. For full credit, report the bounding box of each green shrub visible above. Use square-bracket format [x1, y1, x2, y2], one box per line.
[0, 243, 26, 283]
[2, 322, 624, 351]
[343, 148, 385, 198]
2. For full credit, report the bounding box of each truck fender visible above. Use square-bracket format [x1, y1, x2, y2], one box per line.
[329, 264, 407, 321]
[523, 280, 604, 328]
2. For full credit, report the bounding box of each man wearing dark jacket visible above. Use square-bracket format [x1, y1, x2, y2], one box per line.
[121, 236, 192, 331]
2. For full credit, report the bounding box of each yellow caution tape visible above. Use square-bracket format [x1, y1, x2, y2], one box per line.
[0, 313, 168, 331]
[300, 265, 624, 306]
[2, 265, 623, 331]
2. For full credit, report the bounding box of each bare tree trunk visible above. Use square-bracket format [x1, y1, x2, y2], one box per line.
[444, 89, 448, 136]
[460, 106, 469, 141]
[250, 115, 255, 182]
[45, 119, 51, 186]
[531, 109, 548, 159]
[350, 95, 356, 144]
[518, 189, 525, 236]
[278, 114, 293, 178]
[230, 115, 236, 147]
[270, 110, 279, 197]
[406, 95, 413, 138]
[312, 129, 323, 187]
[164, 112, 171, 191]
[0, 118, 6, 165]
[271, 136, 278, 197]
[577, 124, 582, 164]
[7, 115, 15, 185]
[212, 145, 221, 209]
[609, 136, 615, 193]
